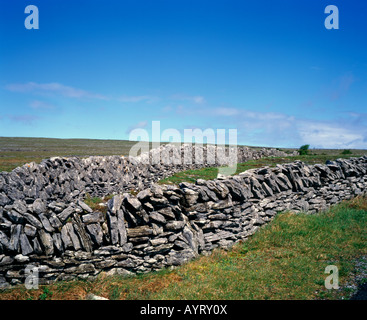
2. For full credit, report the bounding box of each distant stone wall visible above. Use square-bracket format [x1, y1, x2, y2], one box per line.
[1, 154, 366, 289]
[0, 144, 292, 206]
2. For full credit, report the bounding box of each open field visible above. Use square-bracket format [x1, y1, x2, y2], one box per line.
[1, 195, 366, 300]
[0, 137, 140, 172]
[0, 137, 365, 174]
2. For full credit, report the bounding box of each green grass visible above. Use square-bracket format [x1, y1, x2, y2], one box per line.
[83, 194, 114, 214]
[1, 196, 366, 300]
[158, 152, 366, 185]
[1, 137, 365, 175]
[0, 137, 148, 172]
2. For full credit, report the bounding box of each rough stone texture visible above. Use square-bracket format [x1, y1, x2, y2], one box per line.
[0, 144, 294, 205]
[0, 144, 366, 288]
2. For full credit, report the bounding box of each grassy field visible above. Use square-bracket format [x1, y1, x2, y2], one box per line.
[0, 137, 141, 172]
[1, 195, 366, 300]
[0, 137, 365, 174]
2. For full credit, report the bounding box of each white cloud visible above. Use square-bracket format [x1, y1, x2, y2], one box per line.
[30, 100, 56, 110]
[328, 74, 355, 101]
[118, 95, 159, 103]
[125, 121, 148, 134]
[192, 96, 205, 104]
[212, 107, 240, 116]
[298, 120, 367, 149]
[8, 115, 40, 125]
[5, 82, 108, 100]
[171, 94, 206, 104]
[205, 107, 367, 149]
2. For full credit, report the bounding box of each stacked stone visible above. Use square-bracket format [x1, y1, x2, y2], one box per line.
[0, 145, 292, 207]
[1, 156, 366, 288]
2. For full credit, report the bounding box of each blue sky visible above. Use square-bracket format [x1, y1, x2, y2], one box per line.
[0, 0, 367, 148]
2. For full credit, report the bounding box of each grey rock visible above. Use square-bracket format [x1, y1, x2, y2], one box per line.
[149, 196, 169, 207]
[165, 249, 196, 266]
[78, 200, 93, 213]
[210, 196, 233, 210]
[64, 223, 81, 251]
[204, 230, 235, 242]
[86, 223, 103, 246]
[82, 212, 104, 224]
[0, 255, 14, 266]
[116, 258, 136, 268]
[23, 212, 43, 229]
[165, 220, 185, 231]
[106, 212, 119, 245]
[0, 230, 9, 249]
[61, 224, 73, 249]
[52, 233, 64, 253]
[32, 199, 46, 215]
[58, 206, 75, 222]
[72, 214, 92, 252]
[116, 209, 127, 245]
[49, 213, 63, 229]
[32, 237, 43, 255]
[150, 212, 166, 224]
[76, 263, 95, 274]
[85, 293, 109, 300]
[14, 254, 30, 263]
[108, 194, 124, 214]
[137, 188, 152, 201]
[39, 213, 55, 233]
[24, 224, 37, 237]
[20, 232, 33, 255]
[0, 193, 11, 206]
[0, 275, 10, 289]
[181, 188, 199, 206]
[125, 197, 142, 211]
[12, 199, 27, 214]
[149, 237, 168, 246]
[122, 242, 133, 252]
[127, 226, 154, 237]
[6, 210, 24, 224]
[157, 207, 176, 219]
[9, 224, 22, 252]
[38, 230, 54, 256]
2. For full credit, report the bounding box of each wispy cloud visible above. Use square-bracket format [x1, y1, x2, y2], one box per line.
[8, 115, 40, 125]
[30, 100, 57, 110]
[329, 74, 355, 101]
[200, 106, 367, 149]
[118, 95, 159, 103]
[5, 82, 108, 100]
[310, 66, 322, 71]
[297, 119, 367, 149]
[213, 107, 295, 122]
[171, 94, 206, 104]
[212, 107, 240, 116]
[125, 120, 148, 134]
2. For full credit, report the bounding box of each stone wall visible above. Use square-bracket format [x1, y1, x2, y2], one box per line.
[1, 147, 366, 288]
[0, 144, 292, 206]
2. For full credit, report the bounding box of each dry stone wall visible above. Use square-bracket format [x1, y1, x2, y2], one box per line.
[1, 145, 366, 289]
[0, 144, 291, 206]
